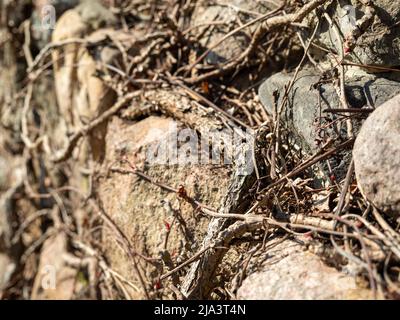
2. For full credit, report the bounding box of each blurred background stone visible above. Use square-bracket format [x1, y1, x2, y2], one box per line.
[31, 0, 80, 50]
[191, 0, 272, 64]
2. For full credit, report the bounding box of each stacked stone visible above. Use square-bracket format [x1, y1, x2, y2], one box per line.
[258, 0, 400, 218]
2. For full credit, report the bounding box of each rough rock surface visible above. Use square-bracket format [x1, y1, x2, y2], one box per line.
[353, 94, 400, 218]
[237, 239, 373, 300]
[98, 115, 233, 298]
[310, 0, 400, 67]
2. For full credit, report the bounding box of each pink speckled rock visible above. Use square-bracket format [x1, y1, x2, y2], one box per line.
[237, 240, 372, 300]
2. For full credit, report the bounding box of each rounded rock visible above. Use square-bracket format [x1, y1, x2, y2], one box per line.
[353, 94, 400, 218]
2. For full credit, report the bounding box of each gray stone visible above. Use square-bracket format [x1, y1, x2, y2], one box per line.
[258, 68, 400, 183]
[353, 94, 400, 218]
[309, 0, 400, 67]
[259, 69, 400, 153]
[237, 239, 373, 300]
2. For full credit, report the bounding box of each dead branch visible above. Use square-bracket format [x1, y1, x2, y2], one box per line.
[185, 0, 331, 83]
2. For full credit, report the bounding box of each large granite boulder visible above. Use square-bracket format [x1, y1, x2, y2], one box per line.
[353, 94, 400, 219]
[97, 115, 233, 299]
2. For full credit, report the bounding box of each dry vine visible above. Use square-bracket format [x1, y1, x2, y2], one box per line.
[1, 0, 400, 300]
